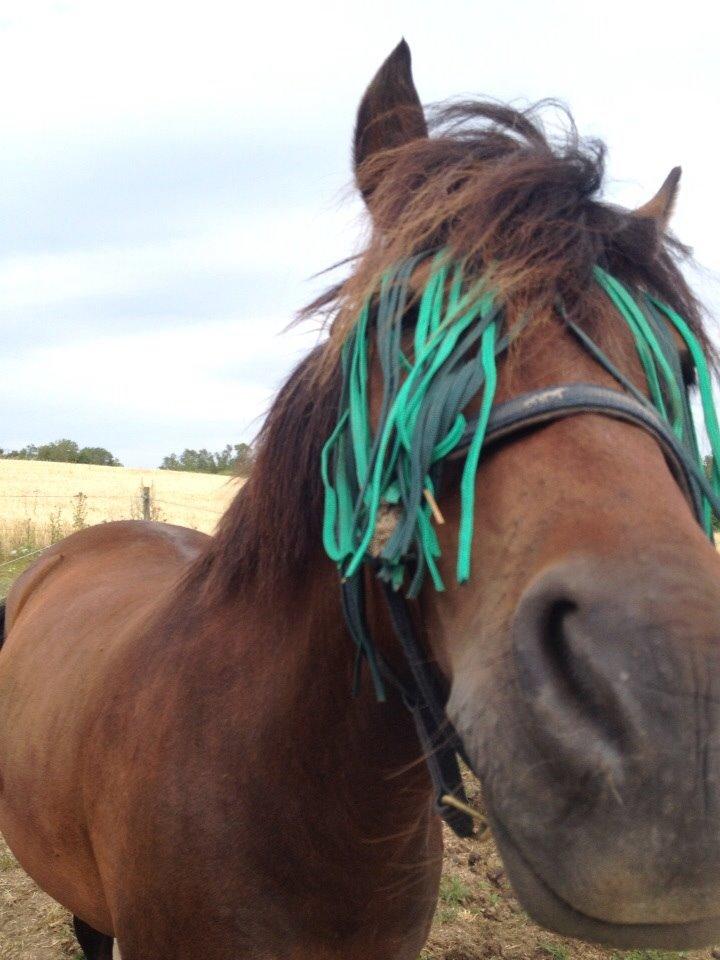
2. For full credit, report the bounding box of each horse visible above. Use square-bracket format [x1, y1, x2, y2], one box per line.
[2, 39, 720, 959]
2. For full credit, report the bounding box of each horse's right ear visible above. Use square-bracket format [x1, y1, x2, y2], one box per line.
[353, 40, 428, 205]
[633, 166, 681, 234]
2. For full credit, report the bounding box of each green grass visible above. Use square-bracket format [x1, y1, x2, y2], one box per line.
[0, 512, 72, 599]
[439, 874, 472, 906]
[435, 905, 460, 924]
[538, 944, 570, 960]
[0, 553, 38, 600]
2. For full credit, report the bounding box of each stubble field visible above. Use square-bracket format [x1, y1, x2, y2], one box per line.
[0, 459, 239, 598]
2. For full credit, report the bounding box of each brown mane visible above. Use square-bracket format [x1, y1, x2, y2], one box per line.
[192, 98, 709, 603]
[189, 345, 342, 602]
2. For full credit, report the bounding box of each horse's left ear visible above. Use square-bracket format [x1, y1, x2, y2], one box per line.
[633, 166, 682, 232]
[353, 40, 428, 204]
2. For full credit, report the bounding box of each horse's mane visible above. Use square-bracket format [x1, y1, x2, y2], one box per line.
[190, 98, 709, 603]
[188, 345, 342, 603]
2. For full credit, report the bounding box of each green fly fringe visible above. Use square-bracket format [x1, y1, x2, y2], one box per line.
[321, 253, 720, 602]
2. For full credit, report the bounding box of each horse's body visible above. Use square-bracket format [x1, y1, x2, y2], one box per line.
[4, 40, 720, 959]
[0, 522, 206, 932]
[1, 519, 440, 958]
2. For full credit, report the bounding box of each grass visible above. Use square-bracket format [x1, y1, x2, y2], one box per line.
[539, 944, 571, 960]
[436, 875, 473, 926]
[439, 875, 472, 906]
[613, 953, 687, 960]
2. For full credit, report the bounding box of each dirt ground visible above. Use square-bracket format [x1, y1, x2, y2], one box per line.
[0, 841, 77, 960]
[1, 778, 718, 960]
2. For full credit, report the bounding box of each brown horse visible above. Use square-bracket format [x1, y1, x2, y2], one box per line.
[3, 40, 720, 959]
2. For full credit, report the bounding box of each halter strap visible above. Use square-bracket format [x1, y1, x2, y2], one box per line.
[466, 382, 717, 522]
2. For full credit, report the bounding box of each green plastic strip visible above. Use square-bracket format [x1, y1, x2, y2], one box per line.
[321, 253, 720, 606]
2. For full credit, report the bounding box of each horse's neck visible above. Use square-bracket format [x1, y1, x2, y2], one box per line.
[202, 560, 437, 859]
[176, 557, 442, 954]
[250, 567, 434, 836]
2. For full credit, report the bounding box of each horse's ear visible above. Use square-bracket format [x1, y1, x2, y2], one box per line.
[633, 166, 682, 232]
[353, 40, 428, 204]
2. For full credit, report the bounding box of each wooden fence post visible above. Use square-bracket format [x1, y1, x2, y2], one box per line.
[142, 486, 151, 521]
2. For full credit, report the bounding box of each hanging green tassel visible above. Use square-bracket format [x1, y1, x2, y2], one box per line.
[322, 252, 720, 606]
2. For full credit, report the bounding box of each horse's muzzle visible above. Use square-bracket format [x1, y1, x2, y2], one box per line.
[449, 554, 720, 948]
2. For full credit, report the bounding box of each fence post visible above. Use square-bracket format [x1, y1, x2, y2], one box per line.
[142, 486, 151, 521]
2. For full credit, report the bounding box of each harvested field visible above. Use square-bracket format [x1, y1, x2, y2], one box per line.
[0, 459, 239, 534]
[0, 459, 240, 598]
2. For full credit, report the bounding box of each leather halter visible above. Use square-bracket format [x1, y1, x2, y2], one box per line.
[376, 381, 707, 838]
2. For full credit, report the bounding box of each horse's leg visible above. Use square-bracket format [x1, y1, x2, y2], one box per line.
[73, 916, 115, 960]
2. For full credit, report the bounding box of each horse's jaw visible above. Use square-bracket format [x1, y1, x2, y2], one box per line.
[490, 811, 720, 950]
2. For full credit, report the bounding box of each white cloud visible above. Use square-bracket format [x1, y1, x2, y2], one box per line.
[0, 204, 358, 310]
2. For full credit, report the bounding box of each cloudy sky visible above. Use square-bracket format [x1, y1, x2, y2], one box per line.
[0, 0, 718, 467]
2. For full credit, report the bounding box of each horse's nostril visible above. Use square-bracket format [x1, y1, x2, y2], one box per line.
[514, 571, 633, 769]
[539, 598, 578, 689]
[514, 592, 579, 699]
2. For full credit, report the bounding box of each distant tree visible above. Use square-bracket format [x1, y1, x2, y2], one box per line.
[76, 446, 122, 467]
[214, 444, 234, 473]
[0, 443, 39, 460]
[160, 448, 217, 473]
[159, 453, 180, 470]
[0, 439, 121, 466]
[229, 442, 253, 477]
[159, 442, 254, 476]
[36, 439, 80, 462]
[187, 449, 217, 473]
[214, 443, 254, 476]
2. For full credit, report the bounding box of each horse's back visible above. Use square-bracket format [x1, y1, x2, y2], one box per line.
[5, 519, 206, 632]
[0, 520, 208, 931]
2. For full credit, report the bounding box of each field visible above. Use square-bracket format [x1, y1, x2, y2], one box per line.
[0, 459, 239, 598]
[0, 461, 718, 959]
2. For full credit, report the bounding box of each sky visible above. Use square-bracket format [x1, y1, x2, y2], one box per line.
[0, 0, 718, 468]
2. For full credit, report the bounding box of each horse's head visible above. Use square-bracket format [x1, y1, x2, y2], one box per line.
[326, 42, 720, 949]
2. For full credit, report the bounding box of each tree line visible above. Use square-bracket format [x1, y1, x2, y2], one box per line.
[159, 443, 254, 476]
[0, 439, 255, 475]
[0, 439, 121, 466]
